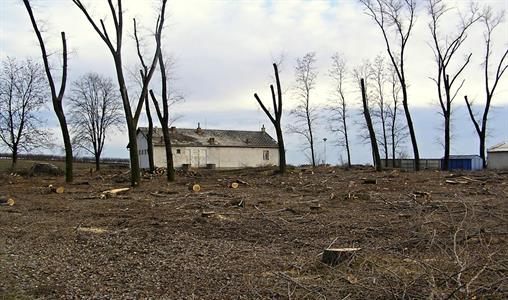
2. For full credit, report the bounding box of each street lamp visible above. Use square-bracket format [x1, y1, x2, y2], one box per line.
[323, 138, 327, 165]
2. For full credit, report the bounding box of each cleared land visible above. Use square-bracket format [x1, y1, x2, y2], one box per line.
[1, 165, 507, 299]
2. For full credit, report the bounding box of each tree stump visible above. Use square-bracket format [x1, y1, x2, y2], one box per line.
[321, 247, 361, 266]
[189, 184, 201, 192]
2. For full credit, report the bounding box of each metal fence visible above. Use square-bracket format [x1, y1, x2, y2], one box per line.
[381, 159, 441, 171]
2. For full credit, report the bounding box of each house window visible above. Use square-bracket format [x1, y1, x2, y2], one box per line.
[176, 149, 181, 154]
[263, 150, 269, 160]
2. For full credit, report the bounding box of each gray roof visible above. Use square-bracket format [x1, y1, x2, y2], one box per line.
[137, 127, 278, 148]
[488, 142, 508, 153]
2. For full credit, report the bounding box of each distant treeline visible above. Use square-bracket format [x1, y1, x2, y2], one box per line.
[0, 153, 129, 165]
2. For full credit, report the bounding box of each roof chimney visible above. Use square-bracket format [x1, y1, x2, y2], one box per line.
[261, 124, 266, 133]
[196, 122, 203, 134]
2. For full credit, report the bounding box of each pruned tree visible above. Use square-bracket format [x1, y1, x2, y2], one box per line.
[73, 0, 167, 186]
[370, 54, 390, 162]
[0, 57, 52, 169]
[288, 52, 319, 167]
[359, 0, 420, 170]
[464, 5, 508, 168]
[149, 51, 175, 182]
[68, 73, 123, 171]
[133, 19, 156, 173]
[23, 0, 73, 181]
[328, 53, 352, 168]
[428, 0, 480, 170]
[254, 63, 287, 174]
[361, 78, 382, 171]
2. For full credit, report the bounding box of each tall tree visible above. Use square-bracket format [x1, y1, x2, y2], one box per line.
[386, 65, 407, 162]
[149, 51, 176, 182]
[23, 0, 72, 181]
[428, 0, 480, 170]
[464, 5, 508, 168]
[254, 63, 287, 174]
[361, 78, 382, 171]
[370, 55, 390, 162]
[0, 57, 51, 169]
[360, 0, 420, 170]
[133, 19, 156, 173]
[73, 0, 167, 186]
[328, 53, 352, 168]
[289, 52, 319, 167]
[68, 73, 123, 171]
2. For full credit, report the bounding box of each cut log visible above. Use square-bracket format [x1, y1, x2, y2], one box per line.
[0, 197, 15, 206]
[101, 187, 130, 198]
[229, 182, 239, 189]
[55, 186, 65, 194]
[201, 211, 215, 217]
[188, 184, 201, 192]
[362, 178, 377, 184]
[321, 248, 361, 266]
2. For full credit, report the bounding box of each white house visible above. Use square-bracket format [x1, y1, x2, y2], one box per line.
[487, 142, 508, 169]
[136, 124, 280, 169]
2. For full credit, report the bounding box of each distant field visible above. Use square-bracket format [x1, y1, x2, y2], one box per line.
[0, 159, 127, 172]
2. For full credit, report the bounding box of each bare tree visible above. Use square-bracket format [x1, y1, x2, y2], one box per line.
[289, 52, 319, 167]
[465, 6, 508, 168]
[428, 0, 480, 170]
[68, 73, 123, 171]
[149, 51, 176, 182]
[73, 0, 167, 186]
[370, 54, 390, 162]
[23, 0, 72, 181]
[328, 53, 352, 168]
[360, 0, 420, 170]
[254, 63, 287, 174]
[0, 57, 52, 169]
[361, 78, 382, 171]
[386, 65, 407, 162]
[133, 19, 156, 173]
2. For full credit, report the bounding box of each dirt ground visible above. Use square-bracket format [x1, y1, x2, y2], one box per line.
[1, 165, 507, 299]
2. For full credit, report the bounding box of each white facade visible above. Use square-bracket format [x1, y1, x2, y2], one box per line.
[136, 129, 279, 169]
[487, 142, 508, 169]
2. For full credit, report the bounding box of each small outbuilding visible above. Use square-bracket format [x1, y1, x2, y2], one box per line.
[487, 142, 508, 170]
[444, 155, 483, 171]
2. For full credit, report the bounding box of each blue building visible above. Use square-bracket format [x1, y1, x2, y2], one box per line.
[444, 155, 483, 171]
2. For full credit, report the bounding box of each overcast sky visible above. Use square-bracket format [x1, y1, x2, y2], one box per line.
[1, 0, 507, 165]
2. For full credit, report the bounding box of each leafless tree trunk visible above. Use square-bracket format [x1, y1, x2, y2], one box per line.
[23, 0, 72, 181]
[428, 0, 479, 171]
[289, 52, 318, 167]
[133, 19, 156, 173]
[150, 51, 175, 182]
[254, 63, 287, 174]
[464, 6, 508, 169]
[387, 65, 407, 163]
[328, 53, 352, 168]
[361, 78, 382, 171]
[0, 57, 52, 169]
[73, 0, 167, 186]
[360, 0, 420, 170]
[68, 73, 123, 171]
[371, 55, 390, 162]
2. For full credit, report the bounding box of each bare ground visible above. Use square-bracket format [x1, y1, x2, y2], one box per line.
[0, 166, 507, 299]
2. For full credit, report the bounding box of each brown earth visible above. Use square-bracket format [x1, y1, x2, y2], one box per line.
[0, 166, 507, 299]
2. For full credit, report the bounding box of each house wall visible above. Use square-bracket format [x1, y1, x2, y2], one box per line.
[137, 133, 150, 169]
[156, 146, 279, 169]
[488, 152, 508, 169]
